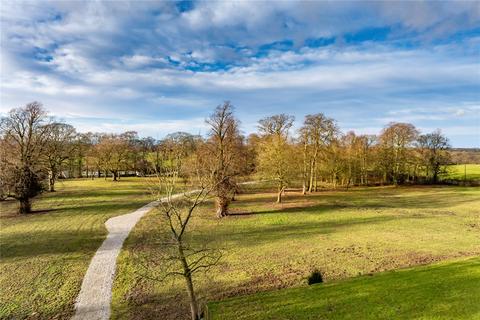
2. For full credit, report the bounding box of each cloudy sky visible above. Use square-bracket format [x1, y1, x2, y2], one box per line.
[1, 1, 479, 146]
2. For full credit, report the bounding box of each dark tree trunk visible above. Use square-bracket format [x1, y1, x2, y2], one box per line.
[19, 198, 31, 214]
[112, 171, 118, 181]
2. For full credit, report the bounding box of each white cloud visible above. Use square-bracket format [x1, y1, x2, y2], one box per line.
[1, 0, 479, 146]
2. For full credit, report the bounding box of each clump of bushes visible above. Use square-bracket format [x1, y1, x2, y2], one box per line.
[307, 269, 323, 285]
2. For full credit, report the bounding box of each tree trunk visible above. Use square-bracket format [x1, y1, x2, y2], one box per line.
[19, 198, 31, 214]
[277, 185, 285, 203]
[184, 274, 199, 320]
[308, 159, 315, 192]
[433, 170, 438, 184]
[179, 245, 199, 320]
[302, 142, 308, 195]
[215, 196, 229, 218]
[112, 171, 117, 181]
[49, 175, 55, 192]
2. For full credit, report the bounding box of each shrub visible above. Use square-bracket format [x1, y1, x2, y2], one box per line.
[307, 269, 323, 285]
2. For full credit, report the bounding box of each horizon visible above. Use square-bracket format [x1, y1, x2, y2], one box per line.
[1, 1, 479, 147]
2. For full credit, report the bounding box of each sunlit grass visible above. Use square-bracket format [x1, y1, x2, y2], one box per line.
[0, 177, 153, 319]
[208, 257, 480, 319]
[443, 164, 480, 181]
[112, 185, 480, 319]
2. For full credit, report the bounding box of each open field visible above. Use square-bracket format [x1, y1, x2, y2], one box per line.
[443, 164, 480, 181]
[0, 178, 153, 319]
[112, 185, 480, 319]
[208, 256, 480, 320]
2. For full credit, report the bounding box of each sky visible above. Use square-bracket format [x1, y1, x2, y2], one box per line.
[1, 1, 479, 147]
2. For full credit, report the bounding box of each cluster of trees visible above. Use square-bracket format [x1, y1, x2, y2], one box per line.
[1, 101, 453, 214]
[450, 148, 480, 164]
[252, 114, 451, 203]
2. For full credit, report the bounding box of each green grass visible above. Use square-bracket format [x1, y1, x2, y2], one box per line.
[208, 257, 480, 319]
[443, 164, 480, 181]
[0, 177, 153, 319]
[112, 185, 480, 319]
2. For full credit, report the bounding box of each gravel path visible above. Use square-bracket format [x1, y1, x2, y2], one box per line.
[72, 181, 260, 320]
[72, 200, 160, 320]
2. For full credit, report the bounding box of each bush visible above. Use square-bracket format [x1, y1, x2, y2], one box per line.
[307, 269, 323, 285]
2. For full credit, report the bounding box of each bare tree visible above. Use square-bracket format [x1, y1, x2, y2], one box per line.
[0, 102, 51, 213]
[93, 133, 131, 181]
[43, 123, 77, 191]
[136, 136, 156, 176]
[140, 167, 221, 320]
[204, 102, 243, 217]
[74, 132, 94, 179]
[417, 130, 450, 183]
[257, 114, 298, 203]
[358, 134, 376, 185]
[299, 113, 338, 192]
[378, 122, 418, 185]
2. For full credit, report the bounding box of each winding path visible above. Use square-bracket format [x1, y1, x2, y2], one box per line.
[72, 200, 160, 320]
[72, 181, 260, 320]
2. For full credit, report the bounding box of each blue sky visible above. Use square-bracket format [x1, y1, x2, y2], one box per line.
[1, 1, 479, 147]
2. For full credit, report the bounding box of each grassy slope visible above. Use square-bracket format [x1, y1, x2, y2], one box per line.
[0, 178, 152, 319]
[443, 164, 480, 181]
[208, 257, 480, 320]
[112, 185, 480, 319]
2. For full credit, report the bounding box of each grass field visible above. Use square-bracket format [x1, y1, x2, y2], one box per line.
[443, 164, 480, 181]
[111, 185, 480, 319]
[208, 256, 480, 319]
[0, 178, 152, 319]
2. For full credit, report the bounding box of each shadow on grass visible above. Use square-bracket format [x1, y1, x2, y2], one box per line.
[208, 257, 480, 320]
[194, 213, 431, 249]
[41, 189, 151, 201]
[0, 229, 107, 259]
[1, 200, 152, 259]
[234, 187, 477, 213]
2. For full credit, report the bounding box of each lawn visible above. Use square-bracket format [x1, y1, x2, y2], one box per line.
[443, 164, 480, 181]
[0, 177, 153, 319]
[208, 256, 480, 320]
[111, 185, 480, 319]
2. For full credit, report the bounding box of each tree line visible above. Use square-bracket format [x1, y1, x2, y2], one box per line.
[1, 101, 453, 214]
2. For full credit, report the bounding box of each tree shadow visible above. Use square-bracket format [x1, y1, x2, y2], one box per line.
[233, 186, 478, 213]
[207, 257, 480, 320]
[195, 214, 430, 249]
[0, 229, 106, 259]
